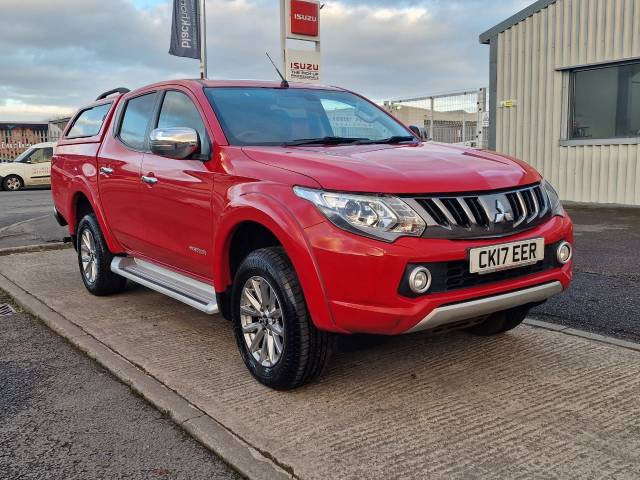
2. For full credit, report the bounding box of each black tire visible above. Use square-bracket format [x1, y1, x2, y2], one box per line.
[465, 305, 530, 336]
[76, 214, 127, 296]
[3, 175, 24, 191]
[231, 247, 334, 390]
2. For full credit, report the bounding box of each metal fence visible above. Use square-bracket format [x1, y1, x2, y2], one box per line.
[383, 88, 489, 149]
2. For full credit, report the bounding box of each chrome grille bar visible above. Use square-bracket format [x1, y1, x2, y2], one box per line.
[413, 183, 552, 239]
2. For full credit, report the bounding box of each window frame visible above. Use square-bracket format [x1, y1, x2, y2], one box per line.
[562, 58, 640, 147]
[65, 102, 114, 140]
[114, 91, 160, 153]
[150, 89, 212, 161]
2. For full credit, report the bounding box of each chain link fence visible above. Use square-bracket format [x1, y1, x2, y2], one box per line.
[383, 88, 489, 149]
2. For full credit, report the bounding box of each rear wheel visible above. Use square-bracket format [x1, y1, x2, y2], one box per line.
[465, 305, 530, 336]
[231, 247, 334, 390]
[3, 175, 24, 191]
[76, 214, 127, 296]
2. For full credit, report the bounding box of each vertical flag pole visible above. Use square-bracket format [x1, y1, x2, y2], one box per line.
[280, 0, 287, 74]
[200, 0, 208, 79]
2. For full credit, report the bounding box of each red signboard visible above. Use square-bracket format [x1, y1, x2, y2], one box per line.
[290, 0, 319, 37]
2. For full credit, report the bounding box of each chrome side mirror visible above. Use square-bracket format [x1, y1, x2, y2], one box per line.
[150, 127, 199, 159]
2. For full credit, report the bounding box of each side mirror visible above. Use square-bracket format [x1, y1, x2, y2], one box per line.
[409, 125, 424, 141]
[150, 127, 199, 159]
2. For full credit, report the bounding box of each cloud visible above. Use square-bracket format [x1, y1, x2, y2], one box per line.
[0, 0, 529, 121]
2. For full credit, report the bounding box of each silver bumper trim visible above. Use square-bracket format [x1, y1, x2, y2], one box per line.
[405, 281, 564, 334]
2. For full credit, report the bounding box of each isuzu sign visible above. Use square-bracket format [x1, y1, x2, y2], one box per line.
[290, 0, 319, 37]
[285, 49, 321, 84]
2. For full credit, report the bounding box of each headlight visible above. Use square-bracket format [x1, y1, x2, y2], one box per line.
[542, 180, 564, 217]
[293, 187, 426, 242]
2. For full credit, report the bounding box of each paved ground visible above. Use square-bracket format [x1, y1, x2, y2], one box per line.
[532, 205, 640, 342]
[1, 249, 640, 480]
[0, 291, 241, 480]
[0, 189, 68, 249]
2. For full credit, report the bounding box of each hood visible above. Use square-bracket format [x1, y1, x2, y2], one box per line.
[241, 143, 541, 194]
[0, 162, 22, 173]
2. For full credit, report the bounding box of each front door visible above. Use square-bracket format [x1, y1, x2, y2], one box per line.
[24, 147, 53, 185]
[98, 91, 158, 254]
[138, 89, 215, 280]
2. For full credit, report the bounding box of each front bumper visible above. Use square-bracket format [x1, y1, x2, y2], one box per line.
[304, 214, 573, 335]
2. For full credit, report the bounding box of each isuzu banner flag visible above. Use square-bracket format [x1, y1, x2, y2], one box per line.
[169, 0, 201, 60]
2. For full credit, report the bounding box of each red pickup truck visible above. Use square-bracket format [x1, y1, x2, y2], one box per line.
[52, 80, 573, 389]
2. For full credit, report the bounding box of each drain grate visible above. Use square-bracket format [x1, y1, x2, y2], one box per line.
[0, 303, 16, 317]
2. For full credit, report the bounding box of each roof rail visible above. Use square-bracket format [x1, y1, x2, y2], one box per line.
[95, 88, 130, 101]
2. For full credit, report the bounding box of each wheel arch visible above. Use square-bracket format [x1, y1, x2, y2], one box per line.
[68, 187, 124, 254]
[214, 196, 342, 333]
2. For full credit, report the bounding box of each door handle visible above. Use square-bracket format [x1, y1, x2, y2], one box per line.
[100, 167, 114, 175]
[141, 175, 158, 185]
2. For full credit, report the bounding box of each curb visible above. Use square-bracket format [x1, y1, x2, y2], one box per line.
[524, 318, 640, 353]
[0, 272, 292, 480]
[0, 242, 72, 257]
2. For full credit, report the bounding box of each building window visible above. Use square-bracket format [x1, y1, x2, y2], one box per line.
[570, 61, 640, 140]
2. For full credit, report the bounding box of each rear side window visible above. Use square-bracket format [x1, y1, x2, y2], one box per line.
[157, 91, 210, 157]
[66, 103, 112, 138]
[119, 93, 157, 150]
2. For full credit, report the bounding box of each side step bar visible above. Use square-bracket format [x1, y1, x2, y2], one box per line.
[111, 256, 219, 315]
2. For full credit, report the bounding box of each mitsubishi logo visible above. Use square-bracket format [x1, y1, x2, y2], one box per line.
[494, 200, 513, 223]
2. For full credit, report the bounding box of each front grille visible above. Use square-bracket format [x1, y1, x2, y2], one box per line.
[399, 242, 562, 298]
[410, 183, 551, 239]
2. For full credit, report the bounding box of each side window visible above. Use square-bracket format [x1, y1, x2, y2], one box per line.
[119, 93, 158, 150]
[157, 91, 210, 157]
[66, 103, 112, 138]
[28, 147, 53, 164]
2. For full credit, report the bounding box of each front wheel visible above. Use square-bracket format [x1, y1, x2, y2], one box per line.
[231, 247, 334, 390]
[3, 175, 24, 191]
[465, 305, 530, 336]
[76, 214, 127, 296]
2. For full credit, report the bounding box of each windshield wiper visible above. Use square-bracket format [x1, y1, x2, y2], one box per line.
[356, 135, 418, 145]
[284, 136, 367, 146]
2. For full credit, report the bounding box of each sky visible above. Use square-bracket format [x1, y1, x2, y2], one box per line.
[0, 0, 532, 121]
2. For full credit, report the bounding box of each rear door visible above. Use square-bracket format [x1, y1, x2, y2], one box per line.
[97, 91, 159, 254]
[138, 88, 215, 279]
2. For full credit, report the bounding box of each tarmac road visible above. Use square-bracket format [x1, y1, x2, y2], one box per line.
[531, 205, 640, 343]
[0, 292, 241, 480]
[0, 189, 68, 249]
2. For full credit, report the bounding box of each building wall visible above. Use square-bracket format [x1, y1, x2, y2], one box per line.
[495, 0, 640, 205]
[0, 123, 49, 160]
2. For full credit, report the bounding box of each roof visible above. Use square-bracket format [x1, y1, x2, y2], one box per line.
[479, 0, 558, 44]
[125, 79, 344, 97]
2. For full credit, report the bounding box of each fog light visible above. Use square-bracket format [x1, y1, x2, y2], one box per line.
[556, 241, 573, 264]
[409, 267, 432, 294]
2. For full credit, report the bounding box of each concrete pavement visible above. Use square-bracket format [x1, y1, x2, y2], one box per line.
[1, 249, 639, 479]
[0, 291, 241, 480]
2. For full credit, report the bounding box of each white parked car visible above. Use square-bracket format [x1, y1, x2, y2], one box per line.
[0, 142, 55, 191]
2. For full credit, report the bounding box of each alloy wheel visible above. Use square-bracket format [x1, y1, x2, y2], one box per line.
[240, 276, 285, 368]
[6, 177, 21, 190]
[80, 229, 98, 284]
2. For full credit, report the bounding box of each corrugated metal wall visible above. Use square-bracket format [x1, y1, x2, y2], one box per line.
[495, 0, 640, 205]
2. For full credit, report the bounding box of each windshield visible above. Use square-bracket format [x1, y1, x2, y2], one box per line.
[205, 87, 414, 146]
[13, 148, 34, 163]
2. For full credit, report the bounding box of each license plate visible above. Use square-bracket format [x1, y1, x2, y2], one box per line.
[469, 238, 545, 275]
